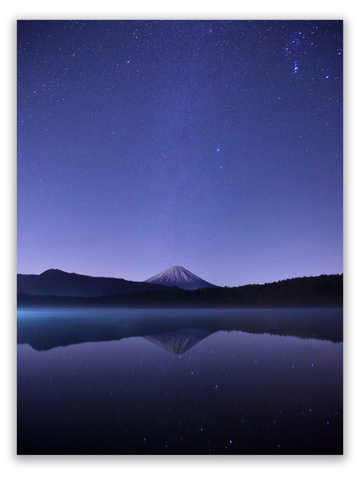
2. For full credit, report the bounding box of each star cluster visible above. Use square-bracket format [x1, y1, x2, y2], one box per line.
[17, 20, 343, 286]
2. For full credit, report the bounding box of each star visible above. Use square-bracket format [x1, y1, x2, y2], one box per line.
[17, 20, 343, 287]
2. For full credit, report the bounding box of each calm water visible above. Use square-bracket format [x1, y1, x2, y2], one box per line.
[17, 308, 343, 455]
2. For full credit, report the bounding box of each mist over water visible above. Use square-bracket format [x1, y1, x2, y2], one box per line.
[17, 308, 343, 454]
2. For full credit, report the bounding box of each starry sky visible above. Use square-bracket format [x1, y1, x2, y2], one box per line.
[17, 20, 343, 287]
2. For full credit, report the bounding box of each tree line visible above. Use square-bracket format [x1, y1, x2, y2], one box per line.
[18, 274, 343, 308]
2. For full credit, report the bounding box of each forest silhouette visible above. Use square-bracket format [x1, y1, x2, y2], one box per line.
[18, 274, 342, 308]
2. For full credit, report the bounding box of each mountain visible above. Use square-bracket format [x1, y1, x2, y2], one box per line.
[17, 269, 179, 297]
[144, 266, 219, 290]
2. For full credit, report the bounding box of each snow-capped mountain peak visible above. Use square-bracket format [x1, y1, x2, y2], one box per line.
[144, 266, 219, 290]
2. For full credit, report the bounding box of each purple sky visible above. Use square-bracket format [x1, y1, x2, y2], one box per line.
[17, 20, 343, 287]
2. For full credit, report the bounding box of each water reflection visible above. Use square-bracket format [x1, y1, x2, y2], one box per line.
[17, 308, 343, 455]
[143, 329, 214, 354]
[17, 307, 343, 351]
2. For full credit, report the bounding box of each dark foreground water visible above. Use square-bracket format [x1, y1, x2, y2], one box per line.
[17, 308, 343, 455]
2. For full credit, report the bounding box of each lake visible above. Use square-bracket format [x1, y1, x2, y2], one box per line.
[17, 308, 343, 455]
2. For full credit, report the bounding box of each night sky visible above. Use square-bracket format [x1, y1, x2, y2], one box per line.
[17, 20, 343, 287]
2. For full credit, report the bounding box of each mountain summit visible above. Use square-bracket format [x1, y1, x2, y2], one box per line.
[144, 266, 219, 290]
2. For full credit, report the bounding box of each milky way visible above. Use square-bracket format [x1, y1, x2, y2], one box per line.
[17, 20, 343, 286]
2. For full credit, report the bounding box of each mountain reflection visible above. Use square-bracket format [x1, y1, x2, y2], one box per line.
[17, 308, 343, 351]
[143, 329, 214, 355]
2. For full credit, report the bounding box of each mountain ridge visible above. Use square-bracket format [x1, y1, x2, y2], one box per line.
[17, 268, 180, 297]
[18, 266, 219, 296]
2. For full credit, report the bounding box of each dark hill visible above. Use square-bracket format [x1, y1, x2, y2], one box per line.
[17, 269, 180, 297]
